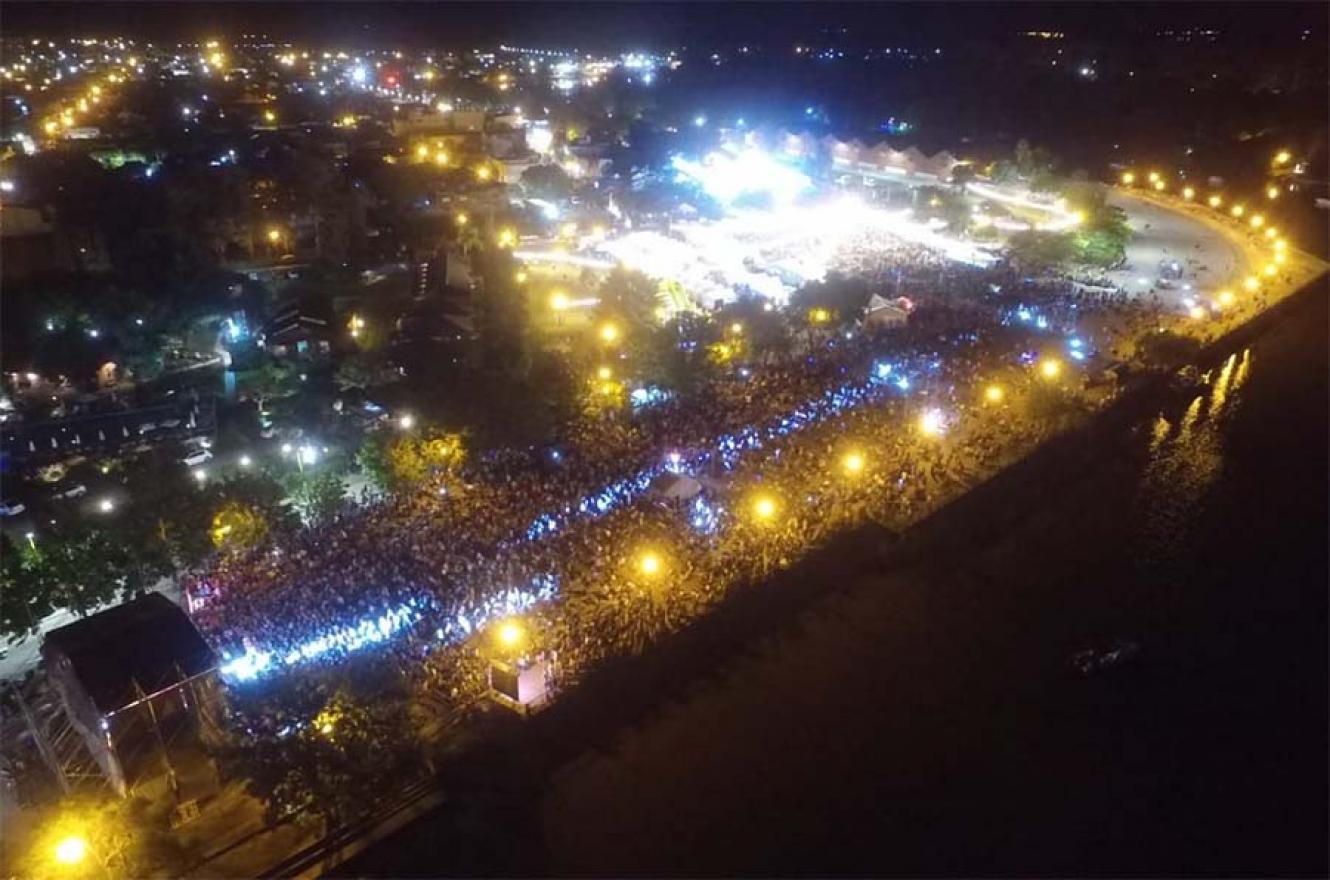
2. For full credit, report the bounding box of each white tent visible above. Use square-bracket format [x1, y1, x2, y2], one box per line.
[654, 473, 703, 501]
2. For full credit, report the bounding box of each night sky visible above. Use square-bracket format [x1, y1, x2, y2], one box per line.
[3, 1, 1324, 49]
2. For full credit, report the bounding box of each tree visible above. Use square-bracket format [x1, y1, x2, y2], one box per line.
[790, 273, 870, 327]
[334, 352, 400, 392]
[471, 244, 531, 375]
[210, 502, 269, 555]
[597, 266, 662, 332]
[287, 472, 346, 527]
[519, 163, 574, 200]
[1006, 230, 1075, 273]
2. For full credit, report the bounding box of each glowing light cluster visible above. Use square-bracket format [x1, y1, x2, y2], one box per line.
[670, 147, 812, 205]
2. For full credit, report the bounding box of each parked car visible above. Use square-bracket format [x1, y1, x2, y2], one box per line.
[137, 422, 159, 435]
[50, 483, 88, 500]
[181, 449, 213, 467]
[0, 499, 27, 516]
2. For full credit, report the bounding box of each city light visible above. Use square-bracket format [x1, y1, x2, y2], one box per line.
[267, 227, 282, 243]
[1182, 186, 1195, 200]
[599, 322, 620, 343]
[638, 551, 663, 576]
[495, 619, 525, 649]
[497, 227, 517, 248]
[1218, 290, 1235, 307]
[416, 144, 429, 159]
[1188, 305, 1206, 320]
[1208, 194, 1222, 208]
[918, 408, 946, 436]
[1230, 204, 1244, 217]
[399, 413, 415, 430]
[751, 494, 779, 523]
[984, 384, 1005, 403]
[597, 366, 613, 380]
[1120, 171, 1135, 185]
[809, 307, 831, 325]
[1039, 358, 1062, 380]
[1273, 150, 1292, 166]
[1243, 276, 1260, 292]
[1266, 185, 1279, 200]
[98, 498, 114, 513]
[53, 835, 88, 866]
[842, 450, 866, 475]
[550, 291, 570, 311]
[1249, 214, 1264, 228]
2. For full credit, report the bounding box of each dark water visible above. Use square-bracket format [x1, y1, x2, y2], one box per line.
[343, 284, 1328, 878]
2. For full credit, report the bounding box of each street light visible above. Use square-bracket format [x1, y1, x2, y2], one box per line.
[841, 451, 866, 476]
[267, 227, 282, 244]
[1207, 194, 1222, 208]
[1217, 289, 1235, 308]
[434, 151, 450, 166]
[98, 498, 114, 513]
[1039, 357, 1062, 380]
[1188, 305, 1206, 320]
[1249, 214, 1264, 228]
[751, 494, 779, 524]
[398, 413, 415, 430]
[415, 144, 429, 159]
[239, 454, 252, 468]
[494, 619, 525, 651]
[1273, 150, 1292, 166]
[455, 212, 468, 226]
[53, 834, 88, 866]
[599, 322, 620, 344]
[1182, 186, 1195, 200]
[1266, 185, 1279, 200]
[1230, 204, 1245, 218]
[596, 366, 613, 380]
[550, 291, 570, 311]
[1120, 171, 1135, 185]
[1147, 171, 1160, 183]
[918, 408, 945, 436]
[638, 551, 663, 577]
[808, 307, 831, 325]
[1243, 276, 1260, 292]
[984, 384, 1005, 403]
[497, 227, 517, 248]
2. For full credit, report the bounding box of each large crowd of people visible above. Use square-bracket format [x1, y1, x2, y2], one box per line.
[191, 222, 1211, 720]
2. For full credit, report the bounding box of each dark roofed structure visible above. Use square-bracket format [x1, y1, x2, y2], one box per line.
[41, 594, 221, 796]
[42, 593, 216, 715]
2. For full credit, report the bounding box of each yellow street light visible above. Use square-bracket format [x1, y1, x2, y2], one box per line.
[434, 150, 449, 166]
[1147, 170, 1161, 183]
[841, 451, 865, 476]
[44, 119, 59, 135]
[266, 227, 282, 243]
[1273, 238, 1287, 252]
[599, 322, 620, 344]
[1274, 251, 1286, 264]
[1218, 290, 1235, 307]
[596, 365, 612, 380]
[1152, 180, 1166, 192]
[1243, 276, 1260, 292]
[730, 322, 743, 335]
[495, 619, 524, 650]
[638, 551, 663, 577]
[1266, 185, 1279, 200]
[1273, 150, 1292, 166]
[340, 114, 356, 127]
[1039, 357, 1062, 380]
[1207, 194, 1222, 208]
[550, 291, 569, 311]
[497, 227, 517, 248]
[1120, 171, 1135, 185]
[808, 307, 831, 325]
[1182, 186, 1195, 200]
[1188, 305, 1206, 320]
[751, 494, 779, 523]
[1249, 214, 1264, 228]
[455, 212, 469, 226]
[475, 165, 493, 181]
[264, 109, 277, 123]
[1230, 204, 1245, 218]
[1263, 227, 1278, 239]
[53, 835, 88, 866]
[984, 384, 1005, 404]
[1263, 263, 1277, 277]
[415, 144, 429, 159]
[515, 270, 529, 283]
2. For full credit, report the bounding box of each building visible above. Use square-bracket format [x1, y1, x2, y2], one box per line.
[41, 594, 222, 796]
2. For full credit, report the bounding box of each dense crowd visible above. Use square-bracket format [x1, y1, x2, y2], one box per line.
[190, 239, 1195, 706]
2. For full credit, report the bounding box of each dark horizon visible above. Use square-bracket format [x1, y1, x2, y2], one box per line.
[2, 1, 1324, 50]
